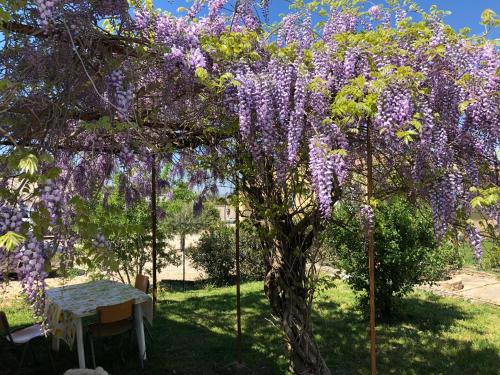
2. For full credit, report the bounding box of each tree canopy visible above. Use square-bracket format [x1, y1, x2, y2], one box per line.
[0, 1, 498, 373]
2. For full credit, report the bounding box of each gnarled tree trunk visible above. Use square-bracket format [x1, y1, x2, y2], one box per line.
[263, 223, 331, 375]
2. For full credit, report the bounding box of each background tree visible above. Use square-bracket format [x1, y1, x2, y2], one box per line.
[190, 3, 499, 373]
[324, 198, 456, 320]
[189, 220, 266, 285]
[161, 183, 219, 290]
[75, 174, 178, 284]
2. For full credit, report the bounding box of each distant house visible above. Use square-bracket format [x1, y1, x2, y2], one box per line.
[216, 203, 236, 223]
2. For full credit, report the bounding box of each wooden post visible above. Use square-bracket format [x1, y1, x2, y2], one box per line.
[151, 153, 158, 304]
[235, 175, 242, 365]
[367, 122, 377, 375]
[182, 234, 186, 292]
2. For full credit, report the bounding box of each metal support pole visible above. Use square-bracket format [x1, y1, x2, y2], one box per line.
[151, 153, 158, 304]
[182, 234, 186, 292]
[367, 122, 377, 375]
[235, 175, 242, 365]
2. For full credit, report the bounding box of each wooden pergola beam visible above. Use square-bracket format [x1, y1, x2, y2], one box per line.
[1, 21, 142, 57]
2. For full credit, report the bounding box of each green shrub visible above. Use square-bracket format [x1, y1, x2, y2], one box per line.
[323, 198, 454, 320]
[478, 241, 500, 271]
[189, 222, 265, 285]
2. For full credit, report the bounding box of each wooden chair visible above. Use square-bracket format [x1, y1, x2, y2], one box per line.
[87, 300, 139, 368]
[134, 274, 149, 294]
[0, 311, 54, 373]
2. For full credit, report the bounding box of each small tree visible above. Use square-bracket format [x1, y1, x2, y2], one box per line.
[161, 183, 219, 290]
[324, 198, 454, 320]
[78, 181, 177, 284]
[189, 221, 265, 285]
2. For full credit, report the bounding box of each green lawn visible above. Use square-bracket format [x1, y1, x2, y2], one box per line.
[1, 281, 499, 374]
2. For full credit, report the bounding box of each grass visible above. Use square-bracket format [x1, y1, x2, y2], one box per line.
[0, 281, 499, 374]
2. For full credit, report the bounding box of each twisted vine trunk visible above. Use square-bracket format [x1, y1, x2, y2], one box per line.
[263, 227, 331, 375]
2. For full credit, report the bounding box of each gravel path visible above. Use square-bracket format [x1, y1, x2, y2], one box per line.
[419, 267, 500, 306]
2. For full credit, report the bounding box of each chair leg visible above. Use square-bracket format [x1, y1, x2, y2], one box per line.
[16, 344, 29, 375]
[29, 341, 38, 364]
[138, 345, 144, 370]
[47, 340, 56, 373]
[118, 333, 126, 364]
[145, 320, 153, 342]
[88, 334, 96, 369]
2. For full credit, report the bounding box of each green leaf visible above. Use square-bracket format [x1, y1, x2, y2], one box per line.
[396, 129, 418, 143]
[459, 99, 477, 113]
[330, 148, 348, 157]
[410, 118, 422, 132]
[0, 78, 12, 90]
[480, 9, 497, 26]
[18, 154, 38, 175]
[195, 67, 209, 82]
[0, 231, 25, 252]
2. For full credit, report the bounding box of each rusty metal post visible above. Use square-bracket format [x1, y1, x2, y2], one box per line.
[235, 174, 242, 365]
[367, 122, 377, 375]
[151, 153, 158, 304]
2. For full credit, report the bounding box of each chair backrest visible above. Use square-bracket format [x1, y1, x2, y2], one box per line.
[0, 311, 14, 343]
[97, 300, 134, 324]
[134, 275, 150, 294]
[0, 311, 10, 335]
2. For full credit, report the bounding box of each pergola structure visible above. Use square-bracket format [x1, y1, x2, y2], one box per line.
[1, 16, 245, 362]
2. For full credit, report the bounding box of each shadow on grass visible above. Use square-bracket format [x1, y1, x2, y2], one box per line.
[1, 285, 498, 375]
[315, 293, 499, 375]
[159, 278, 209, 292]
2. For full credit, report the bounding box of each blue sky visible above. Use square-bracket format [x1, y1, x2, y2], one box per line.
[153, 0, 500, 39]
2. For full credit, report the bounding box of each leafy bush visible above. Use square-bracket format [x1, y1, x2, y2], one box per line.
[76, 184, 178, 284]
[479, 241, 500, 271]
[189, 222, 265, 285]
[323, 198, 454, 320]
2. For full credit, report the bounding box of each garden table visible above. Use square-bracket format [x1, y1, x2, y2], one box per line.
[45, 280, 152, 369]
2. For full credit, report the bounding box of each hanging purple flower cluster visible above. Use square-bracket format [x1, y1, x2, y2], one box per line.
[155, 13, 210, 72]
[15, 236, 47, 316]
[0, 205, 26, 234]
[40, 179, 63, 224]
[374, 87, 413, 141]
[107, 70, 134, 121]
[360, 205, 374, 230]
[287, 69, 307, 165]
[119, 146, 135, 169]
[94, 233, 111, 251]
[134, 6, 151, 30]
[0, 202, 47, 315]
[35, 0, 59, 27]
[466, 225, 482, 261]
[309, 136, 336, 217]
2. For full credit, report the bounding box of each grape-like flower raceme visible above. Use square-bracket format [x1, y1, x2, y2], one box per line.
[368, 5, 381, 19]
[16, 235, 47, 316]
[107, 70, 134, 121]
[360, 205, 374, 230]
[0, 205, 25, 234]
[466, 225, 482, 261]
[35, 0, 59, 27]
[308, 135, 338, 217]
[94, 233, 111, 251]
